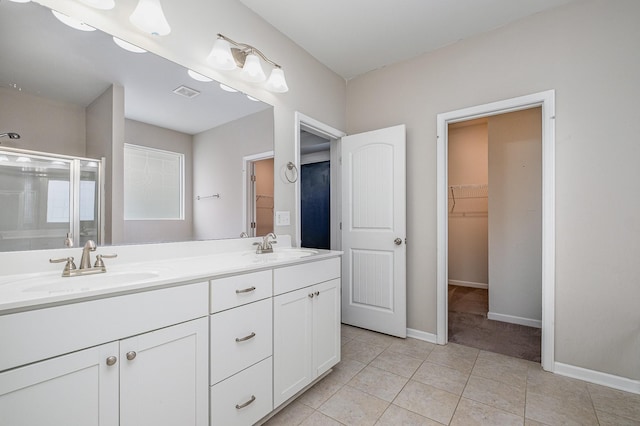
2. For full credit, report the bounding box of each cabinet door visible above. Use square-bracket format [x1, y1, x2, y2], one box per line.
[273, 287, 313, 407]
[312, 278, 341, 377]
[0, 342, 119, 426]
[120, 317, 208, 426]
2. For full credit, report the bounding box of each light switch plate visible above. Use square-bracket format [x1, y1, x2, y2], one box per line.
[275, 211, 290, 226]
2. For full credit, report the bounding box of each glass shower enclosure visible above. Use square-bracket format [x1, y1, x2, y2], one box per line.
[0, 147, 103, 252]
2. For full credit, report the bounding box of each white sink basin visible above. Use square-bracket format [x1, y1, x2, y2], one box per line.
[244, 248, 319, 263]
[21, 271, 161, 293]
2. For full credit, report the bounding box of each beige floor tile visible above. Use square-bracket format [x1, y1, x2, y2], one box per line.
[300, 411, 345, 426]
[526, 368, 590, 405]
[439, 342, 480, 360]
[351, 329, 398, 347]
[427, 345, 478, 374]
[450, 398, 524, 426]
[471, 355, 529, 390]
[588, 383, 640, 422]
[524, 418, 549, 426]
[263, 401, 315, 426]
[341, 324, 363, 340]
[525, 390, 598, 425]
[342, 334, 353, 346]
[319, 385, 389, 426]
[596, 410, 640, 426]
[347, 365, 409, 402]
[386, 338, 436, 361]
[370, 349, 423, 378]
[412, 360, 469, 395]
[393, 380, 460, 425]
[462, 375, 525, 416]
[297, 375, 344, 409]
[342, 339, 388, 364]
[329, 358, 367, 384]
[375, 404, 442, 425]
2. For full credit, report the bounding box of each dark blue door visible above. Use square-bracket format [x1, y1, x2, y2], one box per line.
[301, 161, 330, 249]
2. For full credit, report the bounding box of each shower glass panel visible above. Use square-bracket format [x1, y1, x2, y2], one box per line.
[0, 149, 102, 252]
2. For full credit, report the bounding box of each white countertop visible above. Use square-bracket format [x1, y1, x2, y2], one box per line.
[0, 238, 342, 315]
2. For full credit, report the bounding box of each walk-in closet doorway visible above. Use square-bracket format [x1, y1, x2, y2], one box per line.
[436, 90, 556, 370]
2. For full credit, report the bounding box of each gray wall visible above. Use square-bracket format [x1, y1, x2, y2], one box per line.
[347, 0, 640, 379]
[193, 109, 273, 240]
[0, 87, 86, 156]
[488, 108, 542, 324]
[122, 119, 194, 244]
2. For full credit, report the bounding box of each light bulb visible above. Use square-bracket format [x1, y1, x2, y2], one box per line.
[240, 53, 266, 83]
[129, 0, 171, 36]
[51, 10, 95, 32]
[265, 67, 289, 93]
[113, 37, 147, 53]
[207, 38, 236, 70]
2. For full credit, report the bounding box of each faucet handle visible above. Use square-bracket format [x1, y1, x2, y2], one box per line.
[94, 253, 117, 268]
[50, 257, 77, 276]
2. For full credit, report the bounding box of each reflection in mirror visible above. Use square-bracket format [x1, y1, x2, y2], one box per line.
[0, 1, 274, 252]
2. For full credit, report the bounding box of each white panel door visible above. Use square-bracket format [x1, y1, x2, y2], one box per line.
[0, 342, 119, 426]
[119, 318, 208, 426]
[341, 125, 407, 337]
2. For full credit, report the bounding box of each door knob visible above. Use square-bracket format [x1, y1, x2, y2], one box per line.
[394, 238, 402, 245]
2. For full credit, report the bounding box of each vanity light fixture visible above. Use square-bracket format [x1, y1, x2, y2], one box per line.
[79, 0, 115, 10]
[207, 33, 289, 93]
[129, 0, 171, 36]
[113, 37, 147, 53]
[51, 10, 96, 32]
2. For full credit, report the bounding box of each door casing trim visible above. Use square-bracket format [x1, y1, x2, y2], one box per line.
[436, 90, 556, 371]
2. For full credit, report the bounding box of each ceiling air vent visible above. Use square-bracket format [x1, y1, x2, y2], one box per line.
[172, 85, 200, 99]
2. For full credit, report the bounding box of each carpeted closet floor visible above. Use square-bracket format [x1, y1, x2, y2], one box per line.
[448, 285, 541, 362]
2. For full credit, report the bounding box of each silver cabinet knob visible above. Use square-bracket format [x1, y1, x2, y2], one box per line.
[314, 291, 320, 297]
[394, 238, 402, 245]
[308, 293, 314, 298]
[126, 351, 137, 361]
[106, 356, 117, 366]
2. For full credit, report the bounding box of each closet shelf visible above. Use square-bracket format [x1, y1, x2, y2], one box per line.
[448, 183, 488, 213]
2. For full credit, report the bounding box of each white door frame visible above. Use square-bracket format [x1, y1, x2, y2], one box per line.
[294, 112, 346, 249]
[242, 150, 274, 237]
[436, 90, 556, 371]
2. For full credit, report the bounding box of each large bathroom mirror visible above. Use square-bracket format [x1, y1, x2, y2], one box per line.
[0, 1, 275, 252]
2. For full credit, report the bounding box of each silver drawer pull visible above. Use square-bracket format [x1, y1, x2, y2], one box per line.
[236, 286, 256, 294]
[235, 332, 256, 343]
[235, 395, 256, 410]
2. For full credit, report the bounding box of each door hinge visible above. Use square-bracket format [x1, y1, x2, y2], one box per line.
[251, 222, 256, 229]
[339, 222, 342, 230]
[251, 174, 256, 182]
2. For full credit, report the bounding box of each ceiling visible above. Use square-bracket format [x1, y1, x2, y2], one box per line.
[0, 1, 269, 135]
[238, 0, 581, 79]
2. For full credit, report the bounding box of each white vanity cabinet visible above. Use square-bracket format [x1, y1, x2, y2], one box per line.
[0, 282, 209, 426]
[272, 258, 341, 408]
[209, 271, 274, 426]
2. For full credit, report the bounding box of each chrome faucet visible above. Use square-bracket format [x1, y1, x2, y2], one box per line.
[253, 233, 277, 254]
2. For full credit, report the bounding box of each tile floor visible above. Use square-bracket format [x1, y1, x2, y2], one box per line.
[264, 324, 640, 426]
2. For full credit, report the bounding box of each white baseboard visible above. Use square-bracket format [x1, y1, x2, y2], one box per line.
[406, 328, 438, 344]
[448, 280, 488, 289]
[555, 362, 640, 395]
[487, 312, 542, 329]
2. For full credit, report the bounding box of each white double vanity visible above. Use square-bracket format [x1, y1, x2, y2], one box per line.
[0, 236, 342, 425]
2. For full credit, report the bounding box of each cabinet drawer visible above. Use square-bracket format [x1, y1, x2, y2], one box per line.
[210, 298, 272, 384]
[273, 257, 341, 295]
[210, 357, 272, 426]
[210, 270, 272, 313]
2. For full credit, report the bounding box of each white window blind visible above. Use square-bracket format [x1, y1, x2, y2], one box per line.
[124, 144, 184, 220]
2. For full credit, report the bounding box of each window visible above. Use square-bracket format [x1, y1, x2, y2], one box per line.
[124, 144, 184, 220]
